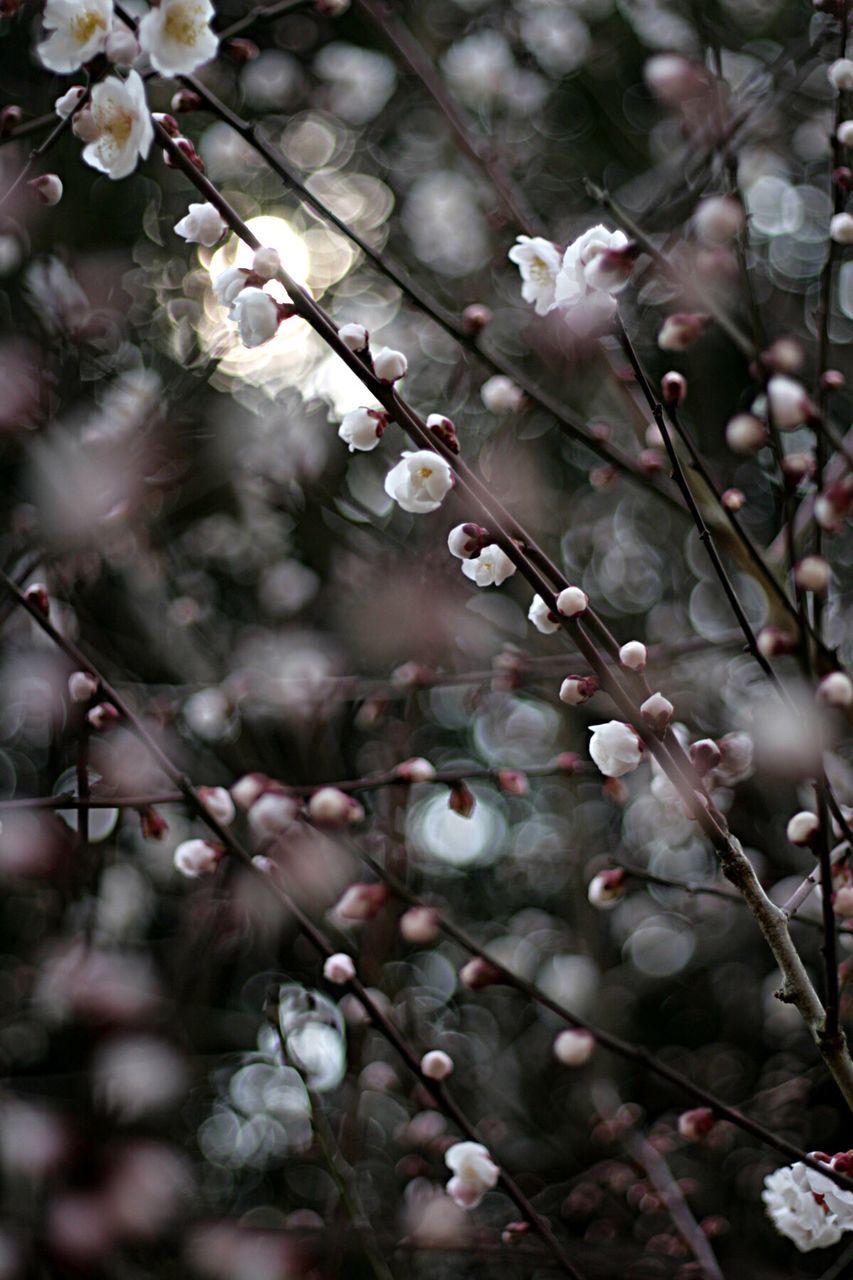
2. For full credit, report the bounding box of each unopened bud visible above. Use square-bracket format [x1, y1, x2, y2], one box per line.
[24, 583, 49, 615]
[153, 112, 181, 138]
[323, 952, 356, 984]
[721, 488, 745, 511]
[689, 738, 721, 776]
[780, 452, 815, 487]
[447, 523, 489, 559]
[556, 586, 588, 617]
[587, 868, 625, 909]
[678, 1108, 715, 1142]
[834, 886, 853, 918]
[139, 805, 169, 840]
[820, 369, 845, 392]
[559, 675, 599, 706]
[794, 555, 830, 594]
[786, 810, 819, 847]
[757, 625, 797, 659]
[420, 1050, 453, 1080]
[171, 89, 203, 112]
[657, 312, 712, 351]
[554, 1028, 595, 1066]
[28, 174, 63, 206]
[449, 781, 475, 817]
[501, 1221, 531, 1246]
[497, 769, 528, 796]
[252, 247, 281, 280]
[0, 105, 23, 133]
[224, 37, 259, 61]
[661, 371, 687, 405]
[68, 671, 98, 703]
[693, 196, 743, 244]
[230, 772, 269, 809]
[459, 956, 501, 989]
[87, 702, 119, 730]
[619, 641, 647, 672]
[332, 882, 389, 922]
[400, 905, 441, 944]
[725, 413, 767, 454]
[462, 303, 492, 333]
[426, 413, 459, 453]
[817, 671, 853, 709]
[640, 691, 674, 733]
[395, 757, 435, 784]
[338, 322, 369, 352]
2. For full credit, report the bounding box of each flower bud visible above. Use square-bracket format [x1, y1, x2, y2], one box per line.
[678, 1108, 715, 1142]
[497, 769, 528, 796]
[68, 671, 99, 703]
[557, 751, 581, 773]
[640, 691, 674, 733]
[831, 212, 853, 244]
[252, 247, 281, 280]
[338, 406, 386, 452]
[756, 625, 797, 658]
[834, 886, 853, 917]
[87, 702, 119, 730]
[426, 413, 459, 453]
[501, 1221, 531, 1245]
[689, 738, 721, 776]
[0, 105, 23, 132]
[619, 640, 647, 672]
[173, 838, 220, 877]
[767, 375, 812, 430]
[248, 791, 300, 836]
[661, 371, 687, 405]
[198, 786, 235, 826]
[447, 523, 489, 559]
[794, 555, 830, 593]
[480, 375, 524, 413]
[153, 112, 181, 138]
[399, 905, 441, 943]
[725, 413, 767, 453]
[231, 772, 269, 809]
[587, 868, 625, 909]
[829, 59, 853, 90]
[224, 36, 259, 61]
[338, 322, 369, 352]
[693, 195, 744, 244]
[462, 303, 492, 333]
[553, 1028, 595, 1066]
[721, 488, 745, 511]
[816, 478, 853, 531]
[449, 781, 475, 817]
[817, 672, 853, 709]
[307, 786, 356, 826]
[373, 346, 407, 383]
[559, 675, 599, 706]
[24, 583, 49, 616]
[556, 586, 588, 617]
[657, 312, 711, 351]
[139, 806, 169, 840]
[786, 811, 819, 847]
[395, 757, 435, 783]
[459, 956, 501, 989]
[821, 369, 845, 392]
[780, 452, 815, 488]
[420, 1050, 453, 1080]
[55, 86, 86, 118]
[644, 53, 707, 105]
[323, 952, 356, 984]
[104, 27, 139, 65]
[332, 882, 389, 922]
[171, 89, 202, 112]
[27, 174, 62, 206]
[838, 120, 853, 146]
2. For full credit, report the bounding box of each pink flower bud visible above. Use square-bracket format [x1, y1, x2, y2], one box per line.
[323, 952, 356, 984]
[556, 586, 588, 617]
[420, 1050, 453, 1080]
[497, 769, 528, 796]
[767, 375, 813, 430]
[817, 672, 853, 709]
[247, 791, 300, 836]
[721, 488, 745, 511]
[640, 691, 674, 733]
[139, 806, 169, 840]
[821, 369, 845, 391]
[644, 54, 707, 105]
[587, 868, 625, 909]
[198, 786, 235, 826]
[657, 312, 711, 351]
[171, 89, 202, 112]
[153, 112, 181, 138]
[459, 957, 501, 989]
[224, 36, 259, 61]
[333, 882, 389, 922]
[307, 786, 356, 826]
[68, 671, 99, 703]
[794, 556, 830, 594]
[231, 773, 269, 809]
[447, 523, 489, 559]
[554, 1028, 595, 1066]
[786, 811, 819, 847]
[501, 1221, 531, 1245]
[678, 1108, 715, 1142]
[399, 905, 441, 943]
[781, 453, 815, 488]
[661, 371, 687, 405]
[395, 757, 436, 783]
[619, 641, 647, 672]
[449, 781, 475, 817]
[815, 478, 853, 532]
[756, 626, 797, 659]
[24, 583, 50, 615]
[764, 337, 804, 374]
[462, 303, 492, 333]
[559, 675, 599, 706]
[556, 751, 581, 774]
[834, 886, 853, 917]
[87, 702, 119, 731]
[689, 738, 721, 777]
[725, 413, 767, 453]
[0, 105, 23, 133]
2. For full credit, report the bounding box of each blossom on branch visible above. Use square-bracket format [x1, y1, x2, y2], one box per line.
[588, 721, 643, 778]
[37, 0, 112, 73]
[444, 1141, 499, 1210]
[138, 0, 218, 76]
[82, 71, 153, 181]
[384, 451, 454, 513]
[507, 235, 562, 315]
[231, 288, 282, 348]
[460, 544, 516, 587]
[174, 202, 227, 246]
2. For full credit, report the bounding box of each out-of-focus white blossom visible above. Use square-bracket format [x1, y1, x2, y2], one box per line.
[104, 23, 139, 65]
[766, 375, 811, 430]
[830, 212, 853, 244]
[693, 195, 744, 243]
[323, 953, 356, 984]
[480, 375, 524, 413]
[82, 71, 153, 181]
[138, 0, 218, 75]
[442, 30, 513, 108]
[460, 544, 516, 587]
[247, 792, 299, 837]
[174, 202, 227, 246]
[588, 721, 643, 778]
[508, 235, 562, 315]
[38, 0, 112, 73]
[587, 869, 625, 909]
[794, 556, 830, 594]
[817, 672, 853, 709]
[308, 787, 358, 826]
[384, 451, 454, 514]
[314, 42, 396, 124]
[762, 1162, 853, 1251]
[421, 1050, 453, 1080]
[829, 59, 853, 91]
[213, 266, 249, 312]
[726, 413, 767, 453]
[338, 407, 385, 451]
[444, 1141, 499, 1210]
[198, 786, 235, 826]
[231, 287, 281, 348]
[553, 1028, 595, 1066]
[553, 225, 630, 313]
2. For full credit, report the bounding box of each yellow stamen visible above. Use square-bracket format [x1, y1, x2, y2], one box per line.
[70, 8, 106, 45]
[164, 1, 204, 45]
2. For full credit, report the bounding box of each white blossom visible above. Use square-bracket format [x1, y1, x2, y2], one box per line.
[554, 224, 630, 312]
[480, 375, 524, 413]
[213, 267, 249, 312]
[231, 287, 280, 348]
[818, 672, 853, 708]
[247, 792, 299, 837]
[323, 953, 356, 984]
[762, 1163, 845, 1251]
[338, 407, 385, 452]
[553, 1029, 595, 1066]
[442, 30, 513, 109]
[829, 58, 853, 91]
[460, 544, 516, 587]
[252, 246, 281, 279]
[174, 202, 227, 247]
[766, 375, 811, 430]
[82, 71, 153, 181]
[38, 0, 112, 73]
[384, 451, 454, 514]
[420, 1050, 453, 1080]
[507, 235, 562, 315]
[55, 86, 86, 119]
[588, 721, 643, 778]
[528, 594, 560, 634]
[372, 346, 407, 383]
[339, 322, 368, 351]
[444, 1141, 499, 1210]
[173, 839, 220, 877]
[693, 195, 744, 244]
[137, 0, 218, 76]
